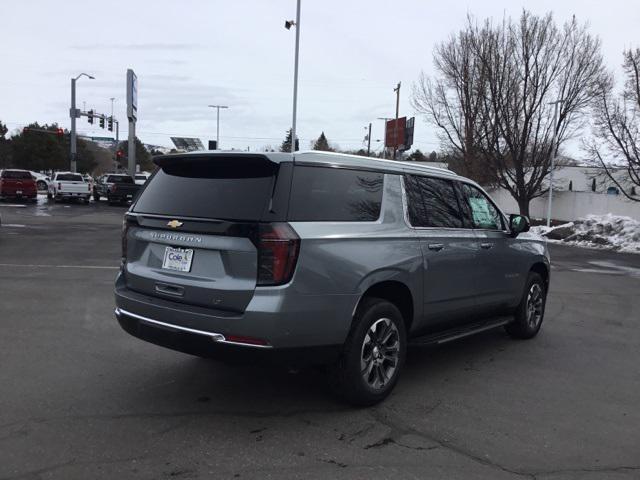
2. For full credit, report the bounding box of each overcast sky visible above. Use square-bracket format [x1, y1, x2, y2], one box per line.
[2, 0, 639, 155]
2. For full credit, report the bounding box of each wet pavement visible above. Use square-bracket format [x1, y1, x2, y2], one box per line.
[1, 200, 639, 479]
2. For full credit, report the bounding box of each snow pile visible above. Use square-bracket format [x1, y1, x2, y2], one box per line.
[531, 214, 640, 253]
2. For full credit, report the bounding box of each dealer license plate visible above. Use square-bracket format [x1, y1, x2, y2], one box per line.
[162, 247, 194, 272]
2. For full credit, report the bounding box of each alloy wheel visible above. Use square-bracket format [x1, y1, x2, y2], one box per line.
[360, 318, 400, 390]
[526, 283, 544, 328]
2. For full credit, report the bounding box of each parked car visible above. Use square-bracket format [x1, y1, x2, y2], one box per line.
[0, 169, 38, 201]
[114, 151, 549, 405]
[30, 171, 51, 191]
[134, 172, 151, 185]
[48, 172, 92, 203]
[93, 174, 141, 205]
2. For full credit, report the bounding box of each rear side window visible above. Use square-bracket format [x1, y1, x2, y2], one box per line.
[288, 166, 383, 222]
[107, 175, 134, 184]
[2, 170, 32, 180]
[459, 183, 504, 230]
[56, 173, 83, 182]
[133, 157, 278, 220]
[405, 175, 465, 228]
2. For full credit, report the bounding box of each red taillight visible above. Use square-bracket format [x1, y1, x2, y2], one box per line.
[256, 223, 300, 286]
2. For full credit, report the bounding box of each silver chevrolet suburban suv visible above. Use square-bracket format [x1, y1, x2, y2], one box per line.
[115, 151, 549, 405]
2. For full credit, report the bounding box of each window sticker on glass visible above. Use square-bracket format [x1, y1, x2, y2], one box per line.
[469, 197, 496, 228]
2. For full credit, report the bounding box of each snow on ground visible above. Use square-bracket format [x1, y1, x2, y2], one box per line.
[531, 214, 640, 253]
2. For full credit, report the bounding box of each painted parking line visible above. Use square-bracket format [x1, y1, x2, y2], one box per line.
[0, 204, 27, 208]
[0, 263, 119, 270]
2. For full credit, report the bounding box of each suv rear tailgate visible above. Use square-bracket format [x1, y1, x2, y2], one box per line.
[125, 221, 258, 312]
[124, 154, 290, 313]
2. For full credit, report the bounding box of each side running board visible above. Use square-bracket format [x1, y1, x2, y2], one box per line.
[409, 317, 513, 347]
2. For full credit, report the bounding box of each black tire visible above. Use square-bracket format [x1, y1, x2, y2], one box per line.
[93, 192, 100, 202]
[505, 272, 547, 339]
[37, 180, 47, 191]
[329, 297, 407, 406]
[47, 192, 52, 200]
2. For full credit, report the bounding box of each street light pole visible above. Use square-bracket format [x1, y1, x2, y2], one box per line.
[286, 0, 301, 153]
[546, 100, 564, 227]
[70, 73, 94, 172]
[208, 105, 229, 149]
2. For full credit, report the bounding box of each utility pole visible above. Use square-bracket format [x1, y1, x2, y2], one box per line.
[393, 82, 401, 160]
[546, 100, 564, 227]
[70, 73, 94, 172]
[366, 122, 372, 156]
[112, 119, 119, 172]
[286, 0, 301, 153]
[208, 105, 229, 149]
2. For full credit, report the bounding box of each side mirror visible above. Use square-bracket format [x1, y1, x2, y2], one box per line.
[509, 214, 530, 237]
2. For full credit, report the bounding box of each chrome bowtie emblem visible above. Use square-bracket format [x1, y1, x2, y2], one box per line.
[167, 220, 183, 229]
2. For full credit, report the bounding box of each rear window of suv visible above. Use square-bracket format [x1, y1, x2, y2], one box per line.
[288, 166, 383, 222]
[1, 170, 32, 179]
[107, 175, 134, 184]
[56, 173, 83, 181]
[132, 156, 278, 220]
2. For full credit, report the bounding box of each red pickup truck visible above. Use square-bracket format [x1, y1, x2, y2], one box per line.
[0, 169, 37, 201]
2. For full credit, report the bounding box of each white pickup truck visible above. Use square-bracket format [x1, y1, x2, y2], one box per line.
[48, 172, 92, 203]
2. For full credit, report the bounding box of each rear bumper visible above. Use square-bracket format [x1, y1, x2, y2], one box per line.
[56, 192, 90, 197]
[115, 307, 339, 365]
[114, 272, 357, 364]
[0, 191, 37, 199]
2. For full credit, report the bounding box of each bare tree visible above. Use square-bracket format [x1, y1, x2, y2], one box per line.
[413, 11, 605, 216]
[586, 48, 640, 201]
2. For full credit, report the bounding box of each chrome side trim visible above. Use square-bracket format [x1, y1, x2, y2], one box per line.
[114, 308, 272, 349]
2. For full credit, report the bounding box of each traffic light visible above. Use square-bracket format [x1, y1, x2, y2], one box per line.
[88, 110, 94, 124]
[107, 116, 113, 132]
[99, 116, 105, 129]
[116, 150, 124, 159]
[56, 128, 64, 138]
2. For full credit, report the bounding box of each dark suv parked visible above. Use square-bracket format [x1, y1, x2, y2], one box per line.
[115, 151, 549, 405]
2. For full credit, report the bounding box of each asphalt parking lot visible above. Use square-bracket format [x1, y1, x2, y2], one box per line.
[1, 198, 639, 480]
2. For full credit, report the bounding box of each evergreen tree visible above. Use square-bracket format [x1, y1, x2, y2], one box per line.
[312, 131, 333, 151]
[279, 129, 299, 153]
[0, 121, 10, 169]
[117, 137, 153, 172]
[10, 123, 69, 172]
[406, 149, 427, 162]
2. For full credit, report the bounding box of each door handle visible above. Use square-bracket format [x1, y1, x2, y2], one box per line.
[427, 243, 444, 251]
[155, 282, 184, 297]
[480, 242, 494, 250]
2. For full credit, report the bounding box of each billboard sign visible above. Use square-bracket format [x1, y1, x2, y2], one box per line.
[171, 137, 205, 152]
[126, 69, 137, 121]
[385, 117, 406, 149]
[402, 117, 415, 151]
